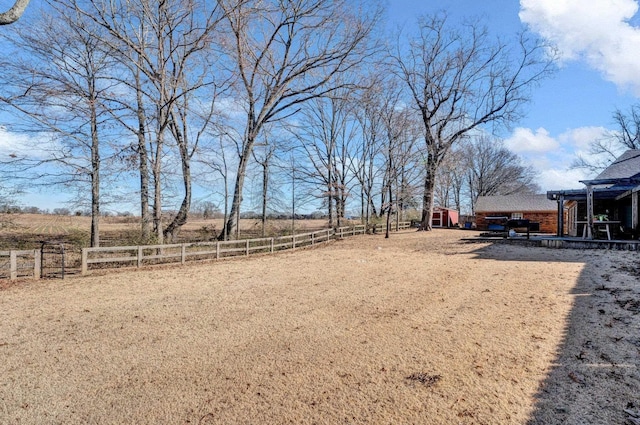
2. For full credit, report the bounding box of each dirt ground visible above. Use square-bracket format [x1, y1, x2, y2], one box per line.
[1, 230, 639, 424]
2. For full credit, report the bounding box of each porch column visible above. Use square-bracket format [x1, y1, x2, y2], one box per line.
[586, 184, 594, 239]
[556, 195, 565, 237]
[633, 191, 639, 231]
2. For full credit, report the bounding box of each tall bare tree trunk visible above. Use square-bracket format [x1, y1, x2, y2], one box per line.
[224, 130, 256, 240]
[90, 95, 100, 247]
[135, 59, 151, 242]
[420, 160, 438, 231]
[152, 125, 164, 244]
[164, 113, 192, 242]
[261, 159, 268, 237]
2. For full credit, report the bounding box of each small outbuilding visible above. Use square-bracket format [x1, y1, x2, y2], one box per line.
[475, 194, 558, 233]
[432, 207, 459, 228]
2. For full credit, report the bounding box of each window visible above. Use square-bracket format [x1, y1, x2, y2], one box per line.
[511, 212, 523, 219]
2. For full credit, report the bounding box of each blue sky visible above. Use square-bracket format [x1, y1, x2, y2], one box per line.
[3, 0, 640, 210]
[390, 0, 640, 191]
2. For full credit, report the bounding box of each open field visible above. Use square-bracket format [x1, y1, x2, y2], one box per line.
[1, 230, 639, 424]
[0, 213, 339, 249]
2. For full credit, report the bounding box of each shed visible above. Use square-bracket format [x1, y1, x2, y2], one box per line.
[432, 207, 459, 228]
[475, 194, 558, 233]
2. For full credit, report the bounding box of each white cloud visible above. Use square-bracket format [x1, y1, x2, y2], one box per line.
[520, 0, 640, 95]
[504, 125, 612, 190]
[504, 127, 560, 152]
[538, 167, 589, 191]
[557, 126, 609, 152]
[0, 125, 58, 160]
[0, 126, 38, 158]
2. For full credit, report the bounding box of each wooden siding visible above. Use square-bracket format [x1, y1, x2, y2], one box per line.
[476, 211, 557, 233]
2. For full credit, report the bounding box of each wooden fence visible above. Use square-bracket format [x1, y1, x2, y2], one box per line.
[0, 249, 41, 280]
[80, 225, 371, 274]
[0, 222, 411, 279]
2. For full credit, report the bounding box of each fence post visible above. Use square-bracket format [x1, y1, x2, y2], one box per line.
[137, 246, 143, 268]
[246, 240, 250, 256]
[10, 250, 17, 280]
[33, 249, 41, 279]
[293, 234, 296, 249]
[181, 244, 186, 265]
[216, 241, 220, 260]
[311, 233, 315, 246]
[81, 248, 88, 275]
[270, 238, 274, 253]
[327, 229, 331, 243]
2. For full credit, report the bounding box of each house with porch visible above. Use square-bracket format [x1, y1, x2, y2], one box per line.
[547, 150, 640, 239]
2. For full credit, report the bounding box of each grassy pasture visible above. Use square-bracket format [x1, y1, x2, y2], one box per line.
[0, 213, 337, 250]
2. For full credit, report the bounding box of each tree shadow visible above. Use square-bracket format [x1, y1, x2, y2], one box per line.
[467, 241, 640, 424]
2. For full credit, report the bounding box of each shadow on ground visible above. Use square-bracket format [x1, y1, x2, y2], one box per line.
[469, 242, 640, 424]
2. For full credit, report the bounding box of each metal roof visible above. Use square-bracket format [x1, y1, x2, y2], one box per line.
[475, 194, 556, 213]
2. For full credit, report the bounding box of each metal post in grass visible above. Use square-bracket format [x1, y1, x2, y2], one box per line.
[270, 238, 274, 253]
[181, 244, 186, 265]
[293, 234, 296, 249]
[246, 240, 250, 256]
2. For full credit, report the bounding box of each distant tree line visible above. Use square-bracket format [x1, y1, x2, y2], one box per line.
[0, 0, 553, 246]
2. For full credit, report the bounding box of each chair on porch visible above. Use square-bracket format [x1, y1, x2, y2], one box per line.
[618, 225, 638, 240]
[594, 224, 610, 240]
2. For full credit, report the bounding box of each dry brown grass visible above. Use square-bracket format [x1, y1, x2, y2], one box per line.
[0, 230, 639, 424]
[0, 213, 339, 249]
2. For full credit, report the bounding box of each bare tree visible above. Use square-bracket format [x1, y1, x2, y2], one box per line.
[217, 0, 381, 239]
[70, 0, 225, 243]
[379, 89, 421, 230]
[434, 146, 466, 212]
[391, 13, 554, 230]
[197, 132, 236, 240]
[0, 6, 117, 247]
[464, 135, 539, 214]
[293, 91, 358, 228]
[351, 79, 386, 225]
[251, 134, 277, 237]
[0, 0, 30, 24]
[611, 105, 640, 150]
[573, 104, 640, 173]
[392, 126, 423, 224]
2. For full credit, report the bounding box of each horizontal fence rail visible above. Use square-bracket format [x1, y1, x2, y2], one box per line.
[80, 223, 406, 275]
[0, 223, 410, 279]
[0, 250, 41, 280]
